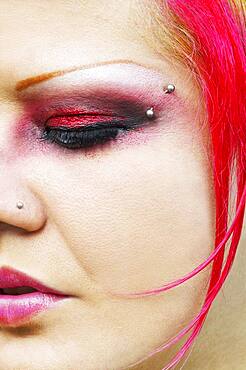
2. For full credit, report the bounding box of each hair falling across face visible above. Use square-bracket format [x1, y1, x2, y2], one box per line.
[0, 1, 245, 370]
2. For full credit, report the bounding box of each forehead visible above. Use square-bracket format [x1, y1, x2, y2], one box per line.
[0, 0, 151, 86]
[0, 1, 201, 108]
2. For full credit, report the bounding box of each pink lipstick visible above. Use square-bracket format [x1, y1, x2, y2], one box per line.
[0, 266, 70, 327]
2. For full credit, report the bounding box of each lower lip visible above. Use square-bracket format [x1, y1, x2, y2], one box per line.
[0, 292, 68, 326]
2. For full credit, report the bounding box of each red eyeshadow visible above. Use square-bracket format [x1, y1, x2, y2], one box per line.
[10, 76, 182, 159]
[47, 114, 126, 128]
[46, 108, 128, 129]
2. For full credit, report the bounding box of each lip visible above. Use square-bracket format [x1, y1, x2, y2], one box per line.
[0, 266, 70, 327]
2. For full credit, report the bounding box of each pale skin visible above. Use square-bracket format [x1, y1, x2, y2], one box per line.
[0, 1, 245, 369]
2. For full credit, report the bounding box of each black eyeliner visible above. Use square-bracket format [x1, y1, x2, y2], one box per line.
[38, 115, 155, 150]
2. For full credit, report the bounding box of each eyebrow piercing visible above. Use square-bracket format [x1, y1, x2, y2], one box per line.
[163, 84, 176, 94]
[145, 107, 155, 119]
[16, 201, 24, 209]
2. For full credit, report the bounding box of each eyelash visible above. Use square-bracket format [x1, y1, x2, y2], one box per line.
[38, 117, 147, 150]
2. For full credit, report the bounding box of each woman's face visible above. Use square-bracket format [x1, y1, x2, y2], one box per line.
[0, 1, 215, 369]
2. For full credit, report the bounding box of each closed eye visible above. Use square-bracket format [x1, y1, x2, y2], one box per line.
[38, 117, 149, 150]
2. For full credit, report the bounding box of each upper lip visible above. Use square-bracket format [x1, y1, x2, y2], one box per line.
[0, 266, 67, 295]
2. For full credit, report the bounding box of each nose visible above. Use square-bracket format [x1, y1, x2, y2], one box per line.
[0, 167, 47, 232]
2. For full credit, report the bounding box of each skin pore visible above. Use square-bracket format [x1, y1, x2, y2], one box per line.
[1, 1, 244, 369]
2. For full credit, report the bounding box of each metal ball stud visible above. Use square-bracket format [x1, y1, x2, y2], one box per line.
[16, 201, 24, 209]
[164, 84, 176, 94]
[145, 107, 155, 119]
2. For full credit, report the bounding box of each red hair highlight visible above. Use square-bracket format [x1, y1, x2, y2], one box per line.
[113, 0, 246, 368]
[157, 0, 246, 367]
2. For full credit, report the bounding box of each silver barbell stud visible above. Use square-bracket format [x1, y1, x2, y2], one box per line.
[164, 84, 176, 94]
[145, 107, 155, 119]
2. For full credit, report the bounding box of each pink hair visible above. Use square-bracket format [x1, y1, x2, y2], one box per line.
[113, 1, 246, 368]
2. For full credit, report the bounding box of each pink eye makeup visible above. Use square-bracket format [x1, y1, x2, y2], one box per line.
[40, 96, 158, 150]
[41, 117, 145, 150]
[14, 63, 179, 154]
[41, 109, 146, 150]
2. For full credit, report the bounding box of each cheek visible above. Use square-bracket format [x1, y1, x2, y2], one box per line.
[69, 136, 215, 294]
[20, 124, 215, 297]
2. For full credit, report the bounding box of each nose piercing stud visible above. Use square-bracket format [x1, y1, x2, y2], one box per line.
[16, 201, 24, 209]
[164, 84, 176, 94]
[145, 107, 155, 119]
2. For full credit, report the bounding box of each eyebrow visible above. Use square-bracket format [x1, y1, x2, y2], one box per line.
[15, 59, 156, 92]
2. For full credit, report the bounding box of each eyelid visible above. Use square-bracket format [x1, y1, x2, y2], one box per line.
[23, 84, 168, 124]
[45, 115, 148, 131]
[45, 113, 129, 129]
[39, 114, 151, 151]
